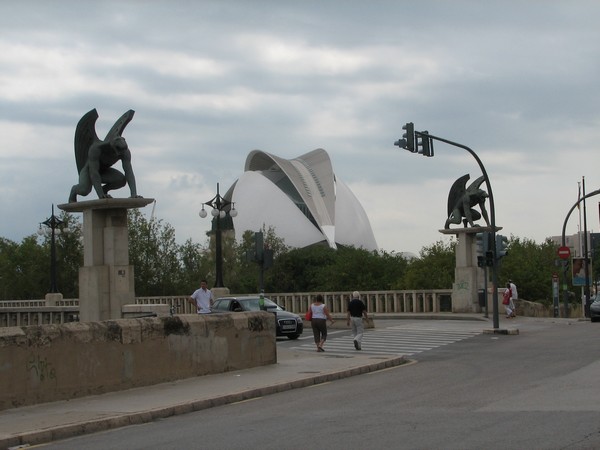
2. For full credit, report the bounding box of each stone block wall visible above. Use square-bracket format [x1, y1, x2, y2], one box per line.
[0, 312, 276, 411]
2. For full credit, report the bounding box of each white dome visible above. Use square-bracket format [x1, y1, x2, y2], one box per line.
[226, 149, 378, 251]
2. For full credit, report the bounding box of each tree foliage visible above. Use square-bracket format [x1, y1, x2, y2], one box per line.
[497, 236, 558, 303]
[0, 211, 82, 299]
[0, 213, 569, 304]
[401, 240, 456, 289]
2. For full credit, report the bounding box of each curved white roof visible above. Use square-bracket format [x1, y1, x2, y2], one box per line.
[226, 149, 378, 251]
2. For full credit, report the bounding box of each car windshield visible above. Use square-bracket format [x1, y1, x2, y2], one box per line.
[240, 298, 283, 311]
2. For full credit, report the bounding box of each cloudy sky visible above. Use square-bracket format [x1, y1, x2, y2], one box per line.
[1, 0, 599, 255]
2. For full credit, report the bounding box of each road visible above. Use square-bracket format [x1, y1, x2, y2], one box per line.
[38, 318, 600, 449]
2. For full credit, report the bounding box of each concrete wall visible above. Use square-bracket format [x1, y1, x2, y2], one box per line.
[0, 312, 276, 411]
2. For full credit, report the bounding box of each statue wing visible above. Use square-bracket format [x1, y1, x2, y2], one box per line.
[74, 109, 100, 173]
[466, 175, 486, 195]
[104, 109, 135, 141]
[447, 174, 470, 215]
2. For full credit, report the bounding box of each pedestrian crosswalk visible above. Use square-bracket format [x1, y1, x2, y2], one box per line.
[292, 322, 483, 356]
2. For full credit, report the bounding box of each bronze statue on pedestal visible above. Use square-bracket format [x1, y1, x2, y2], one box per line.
[69, 109, 142, 203]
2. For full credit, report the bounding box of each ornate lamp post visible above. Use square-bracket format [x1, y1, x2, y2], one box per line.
[199, 183, 238, 288]
[38, 204, 68, 293]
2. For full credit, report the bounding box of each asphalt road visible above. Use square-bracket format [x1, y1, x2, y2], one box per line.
[37, 318, 600, 450]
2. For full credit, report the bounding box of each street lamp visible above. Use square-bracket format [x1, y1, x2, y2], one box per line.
[38, 204, 69, 294]
[560, 187, 600, 318]
[199, 183, 238, 288]
[395, 125, 502, 329]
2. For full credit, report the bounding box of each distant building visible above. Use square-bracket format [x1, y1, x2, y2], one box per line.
[223, 149, 378, 251]
[549, 232, 599, 258]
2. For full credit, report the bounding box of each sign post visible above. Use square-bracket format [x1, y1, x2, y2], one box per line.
[552, 273, 560, 318]
[557, 246, 571, 318]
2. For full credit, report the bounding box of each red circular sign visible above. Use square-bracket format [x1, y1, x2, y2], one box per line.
[557, 246, 571, 260]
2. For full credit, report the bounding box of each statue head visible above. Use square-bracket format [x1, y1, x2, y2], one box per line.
[111, 136, 128, 154]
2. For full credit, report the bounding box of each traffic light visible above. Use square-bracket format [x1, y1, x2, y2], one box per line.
[485, 250, 494, 267]
[417, 131, 434, 157]
[495, 234, 509, 260]
[246, 231, 265, 262]
[401, 122, 415, 152]
[476, 232, 492, 267]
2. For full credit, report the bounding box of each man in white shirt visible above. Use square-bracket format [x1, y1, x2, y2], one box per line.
[188, 279, 214, 314]
[509, 279, 518, 317]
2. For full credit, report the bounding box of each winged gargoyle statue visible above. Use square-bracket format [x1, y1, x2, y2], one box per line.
[68, 108, 142, 202]
[444, 174, 490, 229]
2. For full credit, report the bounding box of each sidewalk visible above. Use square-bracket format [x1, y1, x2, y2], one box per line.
[0, 345, 405, 448]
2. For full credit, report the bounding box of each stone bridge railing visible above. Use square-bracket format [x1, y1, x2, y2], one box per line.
[135, 290, 454, 315]
[0, 289, 453, 327]
[264, 290, 453, 315]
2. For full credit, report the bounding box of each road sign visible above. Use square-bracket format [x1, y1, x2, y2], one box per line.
[557, 246, 571, 260]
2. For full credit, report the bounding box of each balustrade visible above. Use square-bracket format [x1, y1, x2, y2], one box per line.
[0, 290, 453, 327]
[266, 290, 453, 315]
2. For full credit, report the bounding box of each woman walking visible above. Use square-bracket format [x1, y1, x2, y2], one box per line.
[309, 294, 335, 352]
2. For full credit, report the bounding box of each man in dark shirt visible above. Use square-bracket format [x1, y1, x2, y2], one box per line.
[346, 291, 368, 350]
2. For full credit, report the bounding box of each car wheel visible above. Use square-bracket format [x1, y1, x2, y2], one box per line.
[287, 334, 300, 340]
[591, 317, 598, 323]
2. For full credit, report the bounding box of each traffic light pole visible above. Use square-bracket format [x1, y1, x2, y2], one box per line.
[560, 188, 600, 318]
[405, 130, 501, 329]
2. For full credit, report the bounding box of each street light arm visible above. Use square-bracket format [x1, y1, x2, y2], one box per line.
[416, 132, 496, 230]
[561, 189, 600, 246]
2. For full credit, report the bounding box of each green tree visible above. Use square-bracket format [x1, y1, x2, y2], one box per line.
[0, 238, 20, 299]
[232, 226, 289, 293]
[128, 209, 182, 296]
[269, 245, 337, 292]
[53, 212, 83, 298]
[402, 240, 456, 289]
[178, 238, 207, 294]
[0, 212, 573, 307]
[265, 244, 410, 293]
[1, 235, 47, 299]
[497, 236, 557, 303]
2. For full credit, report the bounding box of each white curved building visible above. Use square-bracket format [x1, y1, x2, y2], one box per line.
[223, 149, 378, 251]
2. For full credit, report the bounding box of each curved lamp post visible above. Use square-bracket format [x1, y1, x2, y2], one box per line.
[38, 204, 68, 293]
[560, 188, 600, 318]
[199, 183, 238, 288]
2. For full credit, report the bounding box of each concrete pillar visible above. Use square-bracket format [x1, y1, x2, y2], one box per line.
[211, 287, 230, 303]
[59, 198, 154, 322]
[440, 226, 500, 313]
[45, 293, 63, 306]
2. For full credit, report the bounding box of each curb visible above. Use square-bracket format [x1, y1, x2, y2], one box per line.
[2, 355, 406, 449]
[483, 328, 520, 335]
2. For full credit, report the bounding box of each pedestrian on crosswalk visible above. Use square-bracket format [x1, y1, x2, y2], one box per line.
[347, 291, 368, 350]
[309, 294, 335, 352]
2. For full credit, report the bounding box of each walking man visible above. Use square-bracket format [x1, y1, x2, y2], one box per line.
[509, 279, 518, 317]
[347, 291, 368, 350]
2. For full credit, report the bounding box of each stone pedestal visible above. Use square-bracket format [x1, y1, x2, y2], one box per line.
[58, 198, 154, 322]
[44, 293, 63, 306]
[211, 287, 230, 301]
[440, 226, 500, 313]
